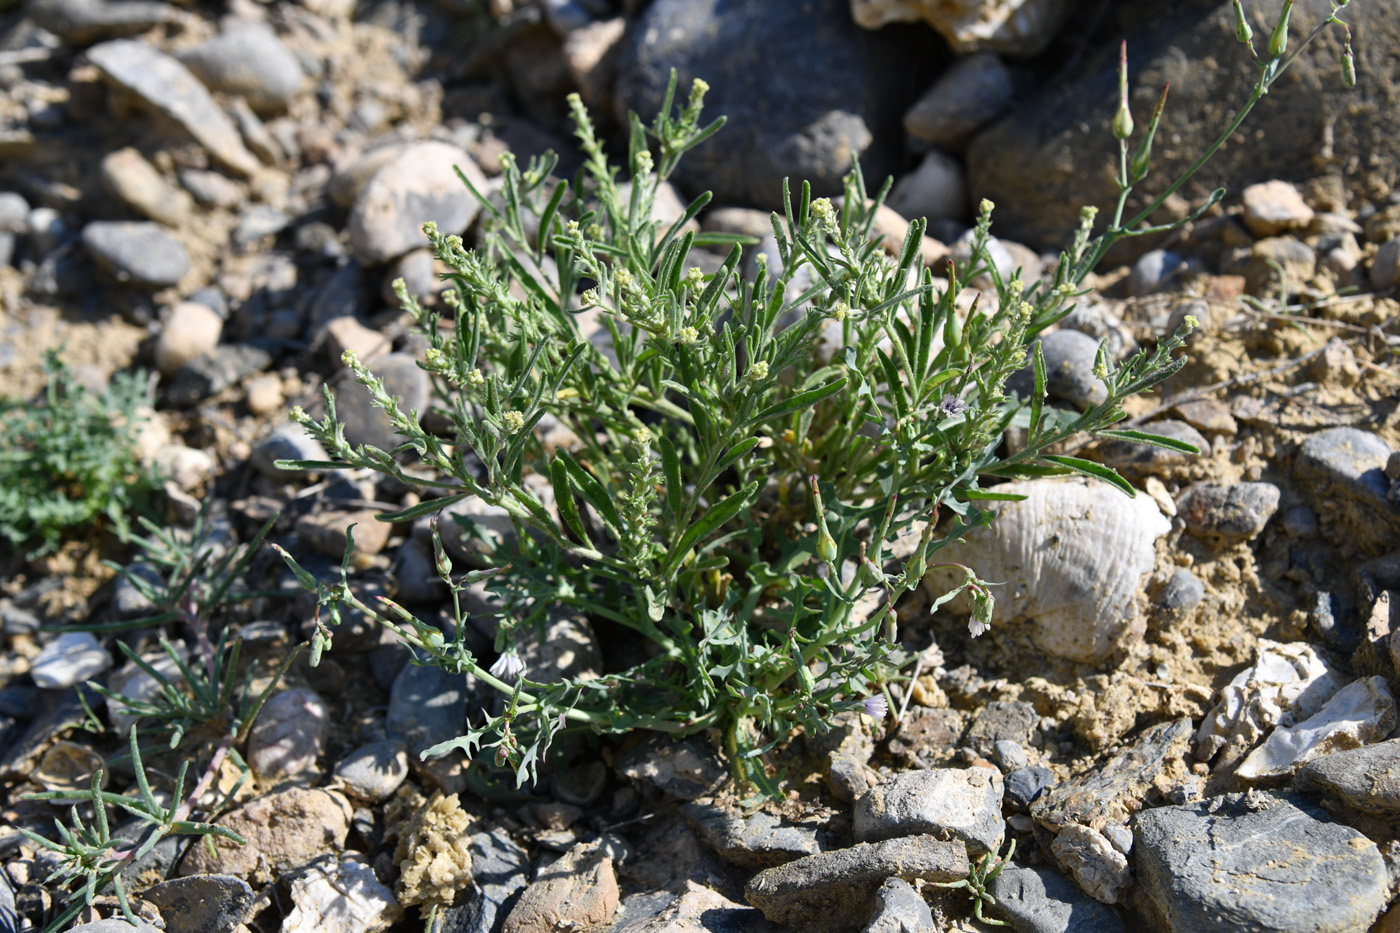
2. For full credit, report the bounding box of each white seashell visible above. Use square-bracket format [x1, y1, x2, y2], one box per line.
[1235, 676, 1397, 781]
[1194, 639, 1345, 763]
[921, 477, 1170, 662]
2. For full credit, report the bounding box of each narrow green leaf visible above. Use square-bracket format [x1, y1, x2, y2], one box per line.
[550, 458, 590, 544]
[1040, 455, 1135, 496]
[959, 489, 1029, 501]
[660, 481, 759, 579]
[715, 437, 762, 473]
[746, 377, 846, 428]
[1095, 428, 1200, 455]
[1029, 340, 1047, 435]
[658, 435, 683, 519]
[557, 450, 623, 534]
[373, 492, 470, 524]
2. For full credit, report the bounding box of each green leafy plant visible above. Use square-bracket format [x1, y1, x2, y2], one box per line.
[276, 0, 1355, 799]
[0, 351, 160, 559]
[932, 837, 1016, 927]
[18, 728, 246, 933]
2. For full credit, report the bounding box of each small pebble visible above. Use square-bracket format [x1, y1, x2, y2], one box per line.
[886, 149, 966, 224]
[31, 633, 110, 689]
[155, 301, 223, 376]
[244, 373, 284, 415]
[1004, 765, 1054, 812]
[247, 687, 330, 781]
[334, 739, 409, 802]
[1157, 568, 1205, 612]
[1240, 179, 1314, 237]
[82, 220, 189, 288]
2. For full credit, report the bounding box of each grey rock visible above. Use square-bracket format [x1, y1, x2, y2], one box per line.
[989, 865, 1124, 933]
[233, 206, 291, 246]
[609, 881, 776, 933]
[247, 687, 330, 781]
[166, 343, 271, 407]
[1241, 180, 1314, 237]
[619, 734, 726, 801]
[178, 22, 305, 115]
[28, 0, 176, 45]
[434, 496, 516, 569]
[31, 632, 110, 689]
[966, 1, 1400, 252]
[384, 248, 440, 305]
[0, 686, 93, 777]
[392, 533, 447, 604]
[155, 301, 223, 376]
[230, 96, 283, 166]
[100, 148, 192, 226]
[87, 40, 259, 176]
[1133, 791, 1388, 933]
[499, 843, 618, 933]
[1369, 238, 1400, 291]
[887, 149, 966, 224]
[553, 759, 608, 807]
[517, 607, 600, 683]
[65, 920, 162, 933]
[1244, 236, 1316, 294]
[142, 874, 254, 933]
[1294, 427, 1400, 555]
[1156, 568, 1204, 612]
[904, 52, 1014, 152]
[1129, 249, 1187, 297]
[1099, 420, 1206, 475]
[615, 0, 935, 209]
[814, 710, 877, 802]
[179, 168, 244, 208]
[745, 835, 966, 933]
[434, 829, 531, 933]
[681, 798, 823, 869]
[0, 869, 16, 933]
[1310, 590, 1361, 654]
[862, 877, 933, 933]
[1279, 504, 1319, 539]
[950, 229, 1017, 287]
[1004, 765, 1054, 812]
[307, 261, 366, 335]
[327, 352, 428, 451]
[82, 220, 189, 287]
[250, 424, 329, 479]
[0, 232, 13, 268]
[1009, 329, 1107, 409]
[993, 739, 1029, 771]
[0, 602, 39, 634]
[1033, 718, 1193, 832]
[966, 700, 1037, 757]
[853, 767, 1003, 857]
[347, 142, 485, 265]
[1294, 739, 1400, 815]
[386, 662, 466, 761]
[28, 206, 67, 254]
[1176, 482, 1281, 544]
[334, 738, 409, 802]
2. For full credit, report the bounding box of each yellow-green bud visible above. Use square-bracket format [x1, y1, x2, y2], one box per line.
[503, 410, 525, 432]
[1268, 0, 1293, 58]
[341, 349, 358, 367]
[1341, 38, 1356, 88]
[830, 299, 849, 322]
[1092, 361, 1110, 381]
[979, 198, 995, 217]
[468, 369, 485, 387]
[633, 149, 654, 177]
[566, 219, 581, 237]
[1113, 40, 1134, 140]
[746, 360, 769, 383]
[679, 325, 699, 343]
[684, 267, 704, 289]
[1183, 314, 1199, 332]
[1232, 0, 1253, 46]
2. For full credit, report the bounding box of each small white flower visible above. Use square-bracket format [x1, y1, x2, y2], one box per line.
[489, 651, 525, 681]
[503, 410, 525, 433]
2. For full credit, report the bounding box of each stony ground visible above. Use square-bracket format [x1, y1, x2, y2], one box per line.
[2, 0, 1400, 932]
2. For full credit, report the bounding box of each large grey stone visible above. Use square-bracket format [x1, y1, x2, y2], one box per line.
[681, 799, 823, 869]
[853, 767, 1003, 857]
[1294, 739, 1400, 815]
[904, 52, 1015, 152]
[386, 661, 467, 761]
[82, 220, 189, 288]
[615, 0, 939, 209]
[1176, 482, 1281, 544]
[1133, 791, 1388, 933]
[1294, 427, 1400, 556]
[327, 352, 429, 451]
[966, 0, 1398, 253]
[178, 21, 305, 115]
[347, 142, 485, 264]
[989, 865, 1124, 933]
[434, 829, 531, 933]
[862, 877, 933, 933]
[87, 40, 259, 176]
[28, 0, 176, 45]
[141, 874, 254, 933]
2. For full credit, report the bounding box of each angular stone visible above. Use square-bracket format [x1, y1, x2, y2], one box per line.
[82, 220, 189, 288]
[1294, 427, 1400, 556]
[608, 881, 774, 933]
[87, 40, 259, 176]
[681, 799, 823, 869]
[283, 854, 400, 933]
[1236, 676, 1396, 781]
[31, 632, 110, 689]
[990, 865, 1124, 933]
[178, 21, 305, 115]
[862, 877, 933, 933]
[619, 734, 726, 801]
[850, 0, 1071, 56]
[347, 142, 485, 264]
[904, 52, 1014, 151]
[327, 352, 428, 451]
[1156, 569, 1204, 612]
[334, 739, 409, 803]
[141, 874, 254, 933]
[434, 829, 531, 933]
[250, 424, 329, 479]
[501, 844, 618, 933]
[1176, 482, 1281, 544]
[166, 343, 271, 407]
[966, 700, 1037, 757]
[1241, 180, 1314, 237]
[28, 0, 176, 45]
[178, 787, 352, 880]
[246, 687, 330, 781]
[854, 766, 1004, 856]
[745, 836, 966, 933]
[1133, 792, 1388, 933]
[387, 663, 467, 762]
[101, 147, 192, 226]
[1295, 739, 1400, 815]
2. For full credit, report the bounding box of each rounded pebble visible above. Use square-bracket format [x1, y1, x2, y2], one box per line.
[247, 687, 331, 781]
[31, 632, 111, 689]
[334, 739, 409, 802]
[82, 220, 190, 287]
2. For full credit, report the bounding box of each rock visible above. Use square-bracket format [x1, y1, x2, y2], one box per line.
[989, 865, 1125, 933]
[904, 52, 1015, 151]
[328, 353, 429, 451]
[922, 477, 1170, 662]
[850, 0, 1071, 56]
[854, 766, 1003, 857]
[82, 220, 189, 288]
[1176, 482, 1280, 544]
[295, 510, 392, 564]
[887, 149, 966, 223]
[334, 739, 409, 803]
[31, 632, 109, 689]
[178, 21, 305, 115]
[681, 799, 823, 869]
[1171, 398, 1236, 436]
[28, 0, 176, 46]
[744, 835, 966, 933]
[517, 608, 600, 683]
[561, 16, 626, 109]
[1241, 180, 1314, 237]
[282, 854, 401, 933]
[247, 687, 330, 781]
[502, 843, 618, 933]
[1004, 766, 1053, 812]
[100, 147, 192, 225]
[0, 686, 94, 778]
[1244, 236, 1315, 294]
[233, 205, 290, 246]
[1098, 420, 1206, 475]
[1048, 823, 1129, 905]
[1294, 427, 1400, 556]
[347, 142, 485, 265]
[307, 260, 366, 335]
[244, 373, 284, 415]
[994, 739, 1029, 770]
[1033, 718, 1193, 833]
[178, 787, 352, 880]
[608, 881, 774, 933]
[387, 663, 467, 762]
[179, 168, 244, 208]
[1156, 569, 1204, 612]
[1128, 248, 1187, 297]
[615, 0, 933, 209]
[1133, 791, 1388, 933]
[1279, 504, 1319, 539]
[104, 641, 187, 734]
[0, 192, 27, 234]
[166, 343, 270, 406]
[862, 877, 933, 933]
[1294, 739, 1400, 815]
[965, 700, 1037, 757]
[812, 709, 878, 802]
[141, 874, 254, 933]
[87, 40, 259, 177]
[1369, 238, 1400, 291]
[65, 920, 162, 933]
[1236, 676, 1396, 780]
[323, 316, 390, 364]
[433, 829, 531, 933]
[966, 1, 1399, 251]
[155, 301, 223, 376]
[230, 97, 283, 167]
[250, 424, 329, 478]
[1013, 329, 1107, 409]
[950, 228, 1017, 287]
[383, 249, 440, 306]
[618, 734, 726, 801]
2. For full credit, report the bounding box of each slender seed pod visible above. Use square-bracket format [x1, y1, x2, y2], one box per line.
[1268, 0, 1294, 58]
[1113, 41, 1135, 140]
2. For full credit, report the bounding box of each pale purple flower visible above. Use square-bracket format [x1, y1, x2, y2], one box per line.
[489, 651, 525, 681]
[940, 395, 967, 418]
[862, 695, 888, 720]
